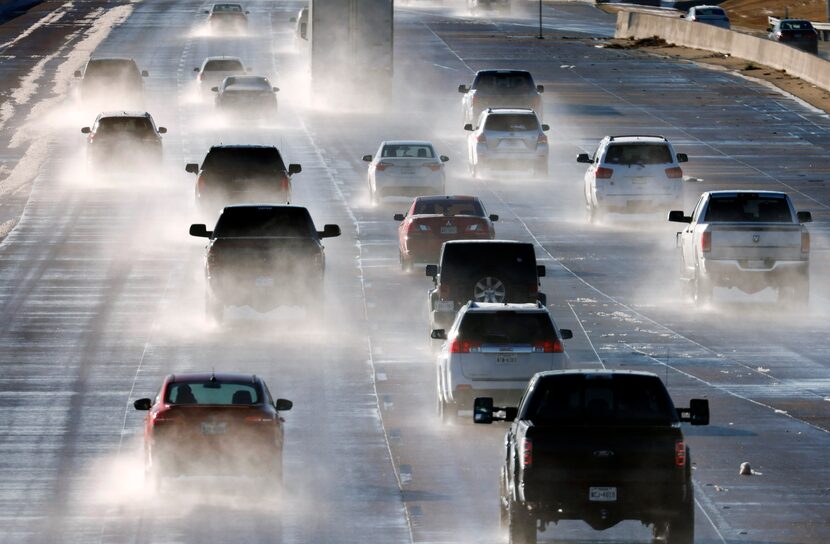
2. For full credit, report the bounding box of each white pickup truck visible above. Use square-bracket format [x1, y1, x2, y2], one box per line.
[669, 191, 812, 305]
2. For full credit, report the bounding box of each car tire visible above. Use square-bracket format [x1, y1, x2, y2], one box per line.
[499, 468, 509, 529]
[507, 500, 536, 544]
[536, 292, 547, 307]
[587, 201, 602, 224]
[400, 252, 413, 273]
[439, 399, 458, 425]
[779, 274, 809, 307]
[653, 492, 694, 544]
[693, 271, 713, 306]
[206, 292, 224, 324]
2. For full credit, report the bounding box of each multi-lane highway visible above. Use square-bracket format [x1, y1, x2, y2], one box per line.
[0, 1, 828, 543]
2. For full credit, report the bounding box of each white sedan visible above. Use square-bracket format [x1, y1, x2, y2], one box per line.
[362, 141, 448, 205]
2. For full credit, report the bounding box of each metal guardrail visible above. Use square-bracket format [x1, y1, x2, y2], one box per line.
[768, 16, 830, 40]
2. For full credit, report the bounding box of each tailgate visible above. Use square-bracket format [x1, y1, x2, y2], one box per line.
[460, 348, 559, 381]
[708, 224, 803, 260]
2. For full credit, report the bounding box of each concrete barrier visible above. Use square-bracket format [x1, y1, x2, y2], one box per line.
[616, 11, 830, 92]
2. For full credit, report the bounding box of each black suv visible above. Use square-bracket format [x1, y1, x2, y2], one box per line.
[459, 70, 544, 125]
[426, 240, 546, 330]
[190, 205, 340, 323]
[185, 145, 301, 217]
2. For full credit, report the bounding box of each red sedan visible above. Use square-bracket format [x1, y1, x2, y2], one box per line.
[394, 195, 498, 271]
[133, 372, 292, 491]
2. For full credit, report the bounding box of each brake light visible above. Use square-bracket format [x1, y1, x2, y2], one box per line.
[198, 72, 203, 81]
[476, 133, 487, 143]
[521, 437, 533, 469]
[197, 173, 206, 194]
[537, 133, 548, 145]
[424, 163, 441, 171]
[701, 231, 711, 253]
[376, 162, 392, 171]
[245, 416, 273, 423]
[439, 283, 450, 298]
[675, 440, 686, 467]
[407, 221, 430, 234]
[449, 337, 480, 353]
[665, 166, 683, 179]
[802, 231, 810, 254]
[533, 339, 563, 353]
[279, 173, 290, 192]
[152, 412, 176, 426]
[465, 223, 483, 232]
[595, 166, 613, 179]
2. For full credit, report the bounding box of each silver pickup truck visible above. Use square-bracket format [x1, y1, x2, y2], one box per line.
[669, 191, 812, 305]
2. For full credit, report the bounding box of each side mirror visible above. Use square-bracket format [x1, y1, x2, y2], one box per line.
[560, 329, 573, 340]
[458, 84, 469, 93]
[679, 14, 685, 18]
[204, 9, 210, 13]
[430, 329, 446, 340]
[668, 210, 692, 223]
[133, 398, 152, 411]
[273, 86, 279, 92]
[678, 399, 709, 426]
[141, 70, 149, 77]
[473, 397, 494, 424]
[288, 163, 302, 175]
[189, 224, 211, 238]
[211, 86, 219, 92]
[394, 213, 405, 221]
[463, 123, 474, 131]
[576, 153, 591, 163]
[194, 67, 200, 72]
[158, 127, 167, 134]
[676, 153, 688, 163]
[536, 84, 544, 93]
[275, 398, 293, 411]
[74, 70, 82, 78]
[797, 211, 812, 223]
[185, 163, 200, 174]
[290, 16, 297, 22]
[81, 127, 91, 134]
[440, 155, 449, 162]
[489, 214, 499, 222]
[767, 26, 773, 32]
[541, 124, 550, 132]
[536, 265, 546, 277]
[319, 224, 341, 239]
[425, 264, 438, 278]
[362, 154, 373, 162]
[245, 10, 250, 14]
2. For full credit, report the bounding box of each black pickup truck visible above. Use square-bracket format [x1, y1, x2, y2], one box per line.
[190, 205, 340, 323]
[474, 369, 709, 544]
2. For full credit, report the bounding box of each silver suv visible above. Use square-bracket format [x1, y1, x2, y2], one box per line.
[432, 302, 572, 424]
[465, 108, 550, 178]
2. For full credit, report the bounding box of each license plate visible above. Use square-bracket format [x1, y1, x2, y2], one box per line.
[746, 260, 767, 269]
[201, 422, 227, 436]
[435, 300, 454, 312]
[255, 277, 274, 287]
[589, 487, 617, 502]
[499, 140, 523, 148]
[440, 226, 458, 235]
[496, 354, 517, 364]
[793, 33, 803, 38]
[633, 176, 649, 184]
[399, 167, 415, 175]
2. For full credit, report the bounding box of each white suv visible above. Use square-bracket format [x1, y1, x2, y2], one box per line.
[465, 108, 549, 179]
[432, 301, 572, 424]
[577, 135, 688, 222]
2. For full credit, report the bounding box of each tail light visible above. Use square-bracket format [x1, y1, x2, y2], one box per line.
[665, 167, 683, 179]
[700, 231, 711, 253]
[197, 173, 206, 195]
[448, 337, 481, 353]
[675, 440, 686, 467]
[375, 162, 392, 171]
[521, 437, 533, 469]
[245, 416, 274, 423]
[152, 412, 176, 426]
[476, 133, 487, 143]
[279, 173, 290, 192]
[407, 222, 430, 234]
[465, 223, 483, 232]
[595, 166, 613, 179]
[802, 231, 810, 254]
[528, 283, 538, 295]
[537, 133, 548, 145]
[198, 72, 203, 81]
[471, 95, 477, 106]
[533, 339, 563, 353]
[424, 163, 441, 171]
[438, 283, 450, 298]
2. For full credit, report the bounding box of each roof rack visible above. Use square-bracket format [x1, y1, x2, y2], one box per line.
[608, 135, 667, 141]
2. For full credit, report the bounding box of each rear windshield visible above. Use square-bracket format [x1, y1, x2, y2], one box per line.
[223, 76, 271, 90]
[459, 312, 555, 344]
[695, 8, 725, 16]
[213, 207, 315, 238]
[413, 199, 484, 216]
[85, 60, 140, 81]
[213, 3, 243, 12]
[704, 194, 793, 222]
[96, 117, 154, 135]
[484, 114, 538, 132]
[605, 144, 672, 165]
[474, 72, 535, 93]
[781, 21, 813, 31]
[525, 374, 677, 426]
[205, 59, 244, 71]
[166, 380, 261, 405]
[203, 147, 286, 173]
[382, 144, 435, 158]
[441, 243, 536, 279]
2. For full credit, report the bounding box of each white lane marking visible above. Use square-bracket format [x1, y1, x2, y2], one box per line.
[566, 301, 605, 368]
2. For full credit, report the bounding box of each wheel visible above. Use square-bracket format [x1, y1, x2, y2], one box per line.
[369, 180, 378, 205]
[778, 274, 809, 307]
[473, 276, 506, 303]
[499, 468, 509, 528]
[653, 494, 694, 544]
[400, 252, 413, 272]
[692, 271, 713, 306]
[206, 292, 224, 324]
[507, 500, 536, 544]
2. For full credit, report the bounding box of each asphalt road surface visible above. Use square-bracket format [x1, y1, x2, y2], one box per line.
[0, 1, 828, 543]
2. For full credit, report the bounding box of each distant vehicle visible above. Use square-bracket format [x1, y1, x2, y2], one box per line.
[459, 69, 544, 125]
[74, 57, 148, 109]
[669, 190, 812, 306]
[467, 0, 510, 13]
[206, 2, 249, 33]
[425, 240, 546, 331]
[577, 135, 688, 222]
[465, 108, 550, 178]
[290, 6, 308, 48]
[194, 56, 247, 92]
[394, 195, 499, 271]
[768, 19, 818, 54]
[185, 145, 301, 216]
[133, 372, 293, 491]
[432, 301, 571, 424]
[683, 5, 730, 29]
[475, 369, 709, 544]
[189, 205, 341, 322]
[81, 111, 166, 170]
[212, 75, 279, 119]
[363, 141, 448, 204]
